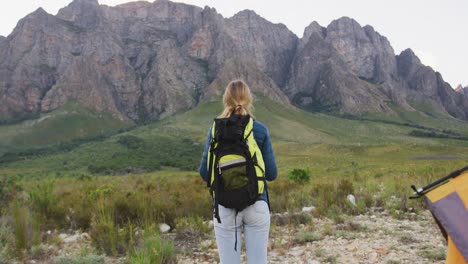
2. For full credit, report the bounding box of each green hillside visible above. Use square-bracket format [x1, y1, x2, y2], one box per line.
[0, 101, 131, 148]
[1, 95, 467, 178]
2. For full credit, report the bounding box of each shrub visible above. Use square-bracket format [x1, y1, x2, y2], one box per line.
[10, 201, 41, 257]
[310, 179, 361, 217]
[268, 179, 299, 212]
[294, 231, 322, 244]
[117, 135, 145, 149]
[287, 168, 311, 184]
[28, 180, 55, 219]
[89, 201, 130, 256]
[129, 225, 176, 264]
[289, 212, 312, 226]
[417, 246, 446, 261]
[30, 244, 48, 261]
[175, 216, 211, 241]
[0, 220, 14, 262]
[336, 179, 354, 198]
[54, 254, 105, 264]
[0, 176, 22, 212]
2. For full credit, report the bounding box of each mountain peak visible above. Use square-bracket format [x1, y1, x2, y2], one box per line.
[231, 9, 263, 21]
[32, 7, 48, 15]
[234, 9, 258, 16]
[328, 16, 362, 29]
[398, 48, 421, 64]
[25, 7, 51, 20]
[303, 21, 325, 40]
[57, 0, 101, 29]
[72, 0, 99, 5]
[455, 85, 468, 96]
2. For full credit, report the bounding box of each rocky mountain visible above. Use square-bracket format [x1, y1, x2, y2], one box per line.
[1, 0, 467, 123]
[455, 84, 468, 96]
[285, 19, 394, 114]
[396, 50, 468, 119]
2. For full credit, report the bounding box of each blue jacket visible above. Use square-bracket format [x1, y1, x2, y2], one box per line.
[199, 120, 277, 202]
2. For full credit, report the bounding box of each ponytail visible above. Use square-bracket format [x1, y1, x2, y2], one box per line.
[219, 80, 253, 118]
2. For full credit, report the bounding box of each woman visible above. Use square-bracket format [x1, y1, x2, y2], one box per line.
[199, 80, 277, 264]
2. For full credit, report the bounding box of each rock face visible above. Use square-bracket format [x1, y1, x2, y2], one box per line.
[455, 85, 468, 96]
[285, 21, 391, 114]
[396, 49, 468, 119]
[0, 0, 467, 123]
[287, 18, 468, 118]
[0, 0, 296, 122]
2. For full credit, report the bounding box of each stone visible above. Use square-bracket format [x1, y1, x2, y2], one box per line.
[159, 223, 171, 233]
[200, 240, 212, 248]
[376, 247, 390, 255]
[302, 206, 316, 213]
[63, 234, 82, 243]
[347, 194, 356, 206]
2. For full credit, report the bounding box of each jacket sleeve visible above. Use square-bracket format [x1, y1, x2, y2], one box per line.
[260, 127, 277, 181]
[199, 127, 212, 182]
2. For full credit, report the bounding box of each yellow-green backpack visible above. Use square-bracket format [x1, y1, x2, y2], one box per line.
[207, 114, 266, 223]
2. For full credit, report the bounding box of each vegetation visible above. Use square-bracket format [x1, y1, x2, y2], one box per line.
[287, 167, 311, 184]
[0, 100, 130, 148]
[409, 129, 468, 140]
[54, 254, 105, 264]
[0, 96, 467, 261]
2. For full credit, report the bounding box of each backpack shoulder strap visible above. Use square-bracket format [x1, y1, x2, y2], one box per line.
[211, 121, 216, 139]
[243, 117, 254, 140]
[207, 121, 217, 188]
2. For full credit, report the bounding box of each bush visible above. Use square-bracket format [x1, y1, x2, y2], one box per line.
[10, 201, 41, 257]
[0, 176, 22, 212]
[294, 231, 322, 244]
[129, 226, 176, 264]
[28, 180, 55, 219]
[175, 216, 211, 241]
[0, 220, 14, 262]
[89, 203, 130, 256]
[54, 254, 105, 264]
[268, 179, 306, 212]
[310, 179, 361, 217]
[287, 168, 311, 184]
[117, 135, 145, 149]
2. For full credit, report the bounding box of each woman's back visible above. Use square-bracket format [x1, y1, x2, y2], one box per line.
[199, 80, 277, 264]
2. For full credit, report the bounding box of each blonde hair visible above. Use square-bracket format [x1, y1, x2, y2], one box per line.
[218, 80, 254, 118]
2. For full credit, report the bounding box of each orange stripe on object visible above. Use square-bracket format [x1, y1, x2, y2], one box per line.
[446, 236, 468, 264]
[426, 180, 455, 203]
[452, 172, 468, 207]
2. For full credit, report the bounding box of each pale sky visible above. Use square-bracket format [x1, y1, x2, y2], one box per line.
[0, 0, 466, 88]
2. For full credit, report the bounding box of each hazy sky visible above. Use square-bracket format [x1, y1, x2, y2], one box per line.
[0, 0, 466, 87]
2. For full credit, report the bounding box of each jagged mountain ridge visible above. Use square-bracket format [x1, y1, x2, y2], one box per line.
[0, 0, 467, 123]
[456, 85, 468, 97]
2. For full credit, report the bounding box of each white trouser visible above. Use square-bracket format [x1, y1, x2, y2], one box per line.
[214, 200, 270, 264]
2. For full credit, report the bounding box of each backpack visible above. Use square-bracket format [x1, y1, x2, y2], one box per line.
[206, 114, 268, 224]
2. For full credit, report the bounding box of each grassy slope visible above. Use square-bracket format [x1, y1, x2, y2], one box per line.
[0, 101, 131, 148]
[1, 94, 468, 179]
